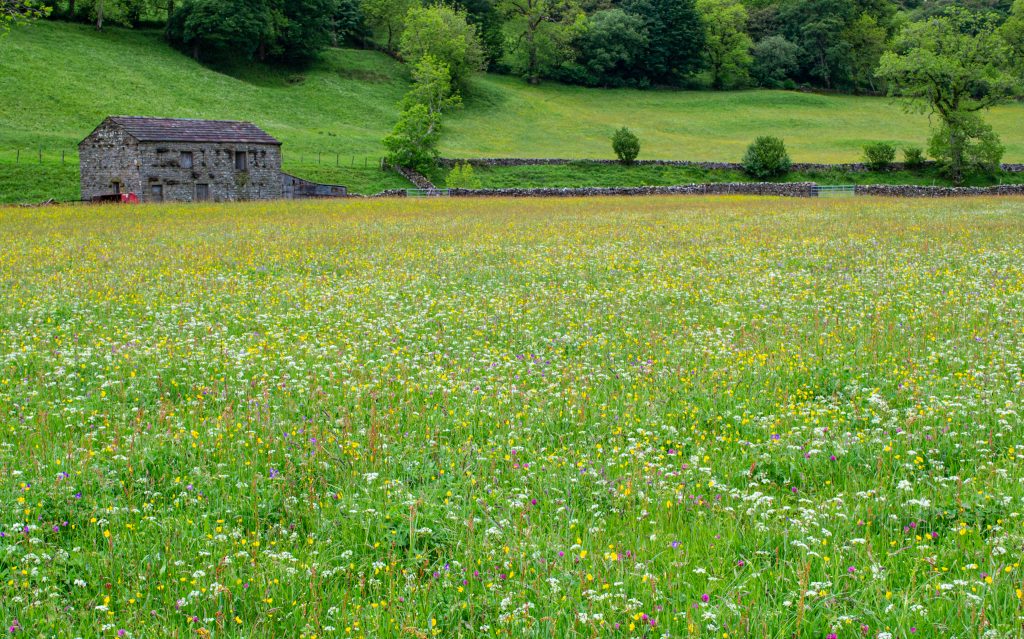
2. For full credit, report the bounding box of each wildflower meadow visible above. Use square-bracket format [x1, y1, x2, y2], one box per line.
[1, 196, 1023, 639]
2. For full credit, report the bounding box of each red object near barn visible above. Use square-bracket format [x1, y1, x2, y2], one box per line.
[90, 192, 139, 203]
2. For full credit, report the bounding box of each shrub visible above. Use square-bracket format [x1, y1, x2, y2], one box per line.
[928, 114, 1005, 181]
[742, 136, 791, 179]
[862, 142, 896, 171]
[612, 127, 641, 164]
[903, 146, 926, 169]
[383, 103, 441, 172]
[445, 162, 482, 189]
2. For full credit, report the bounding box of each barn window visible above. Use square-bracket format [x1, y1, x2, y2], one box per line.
[195, 184, 209, 201]
[235, 151, 248, 171]
[111, 181, 121, 195]
[181, 151, 193, 168]
[151, 184, 163, 202]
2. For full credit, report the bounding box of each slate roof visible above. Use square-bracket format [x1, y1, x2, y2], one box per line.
[99, 116, 281, 145]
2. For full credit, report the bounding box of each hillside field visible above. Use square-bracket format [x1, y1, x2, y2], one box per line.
[3, 22, 1024, 200]
[2, 196, 1024, 637]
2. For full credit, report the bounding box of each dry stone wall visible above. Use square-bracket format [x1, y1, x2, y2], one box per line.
[856, 184, 1024, 197]
[437, 157, 1024, 174]
[447, 183, 817, 197]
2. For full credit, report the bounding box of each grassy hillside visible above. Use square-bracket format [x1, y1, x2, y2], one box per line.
[0, 21, 413, 197]
[452, 78, 1024, 162]
[3, 20, 1024, 201]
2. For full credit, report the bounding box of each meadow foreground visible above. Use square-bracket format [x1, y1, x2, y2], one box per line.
[1, 196, 1023, 638]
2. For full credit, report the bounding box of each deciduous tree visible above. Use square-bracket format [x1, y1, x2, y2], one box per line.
[878, 7, 1022, 182]
[361, 0, 418, 51]
[400, 4, 484, 89]
[498, 0, 582, 83]
[622, 0, 705, 84]
[696, 0, 752, 89]
[1, 0, 49, 35]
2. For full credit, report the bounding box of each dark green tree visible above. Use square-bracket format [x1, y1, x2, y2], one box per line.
[168, 0, 273, 61]
[751, 35, 801, 87]
[568, 8, 648, 86]
[622, 0, 705, 84]
[271, 0, 335, 63]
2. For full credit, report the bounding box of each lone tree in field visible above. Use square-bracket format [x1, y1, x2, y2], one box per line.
[877, 8, 1022, 183]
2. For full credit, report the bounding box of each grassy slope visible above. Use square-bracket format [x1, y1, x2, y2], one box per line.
[3, 21, 1024, 201]
[0, 21, 413, 196]
[451, 76, 1024, 162]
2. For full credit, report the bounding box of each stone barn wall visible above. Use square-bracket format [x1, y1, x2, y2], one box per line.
[136, 142, 282, 203]
[79, 123, 144, 200]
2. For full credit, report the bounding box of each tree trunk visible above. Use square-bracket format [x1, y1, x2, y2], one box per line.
[96, 0, 103, 30]
[68, 0, 76, 19]
[949, 127, 963, 186]
[168, 0, 174, 19]
[526, 28, 539, 84]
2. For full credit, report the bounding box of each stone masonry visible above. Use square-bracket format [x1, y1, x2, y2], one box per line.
[79, 117, 283, 203]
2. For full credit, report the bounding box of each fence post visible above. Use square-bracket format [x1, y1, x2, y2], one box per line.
[39, 147, 42, 164]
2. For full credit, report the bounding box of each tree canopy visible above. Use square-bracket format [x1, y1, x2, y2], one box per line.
[878, 7, 1022, 181]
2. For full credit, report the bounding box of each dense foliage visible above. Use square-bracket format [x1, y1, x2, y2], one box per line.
[878, 7, 1022, 182]
[862, 141, 896, 170]
[611, 126, 640, 164]
[2, 0, 49, 34]
[742, 135, 791, 178]
[32, 0, 1024, 93]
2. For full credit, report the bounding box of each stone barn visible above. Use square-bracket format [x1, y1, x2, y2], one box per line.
[79, 116, 284, 202]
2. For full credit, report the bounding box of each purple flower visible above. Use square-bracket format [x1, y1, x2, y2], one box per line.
[700, 594, 710, 603]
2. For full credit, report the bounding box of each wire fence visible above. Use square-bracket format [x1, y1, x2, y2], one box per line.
[0, 148, 386, 170]
[0, 148, 78, 166]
